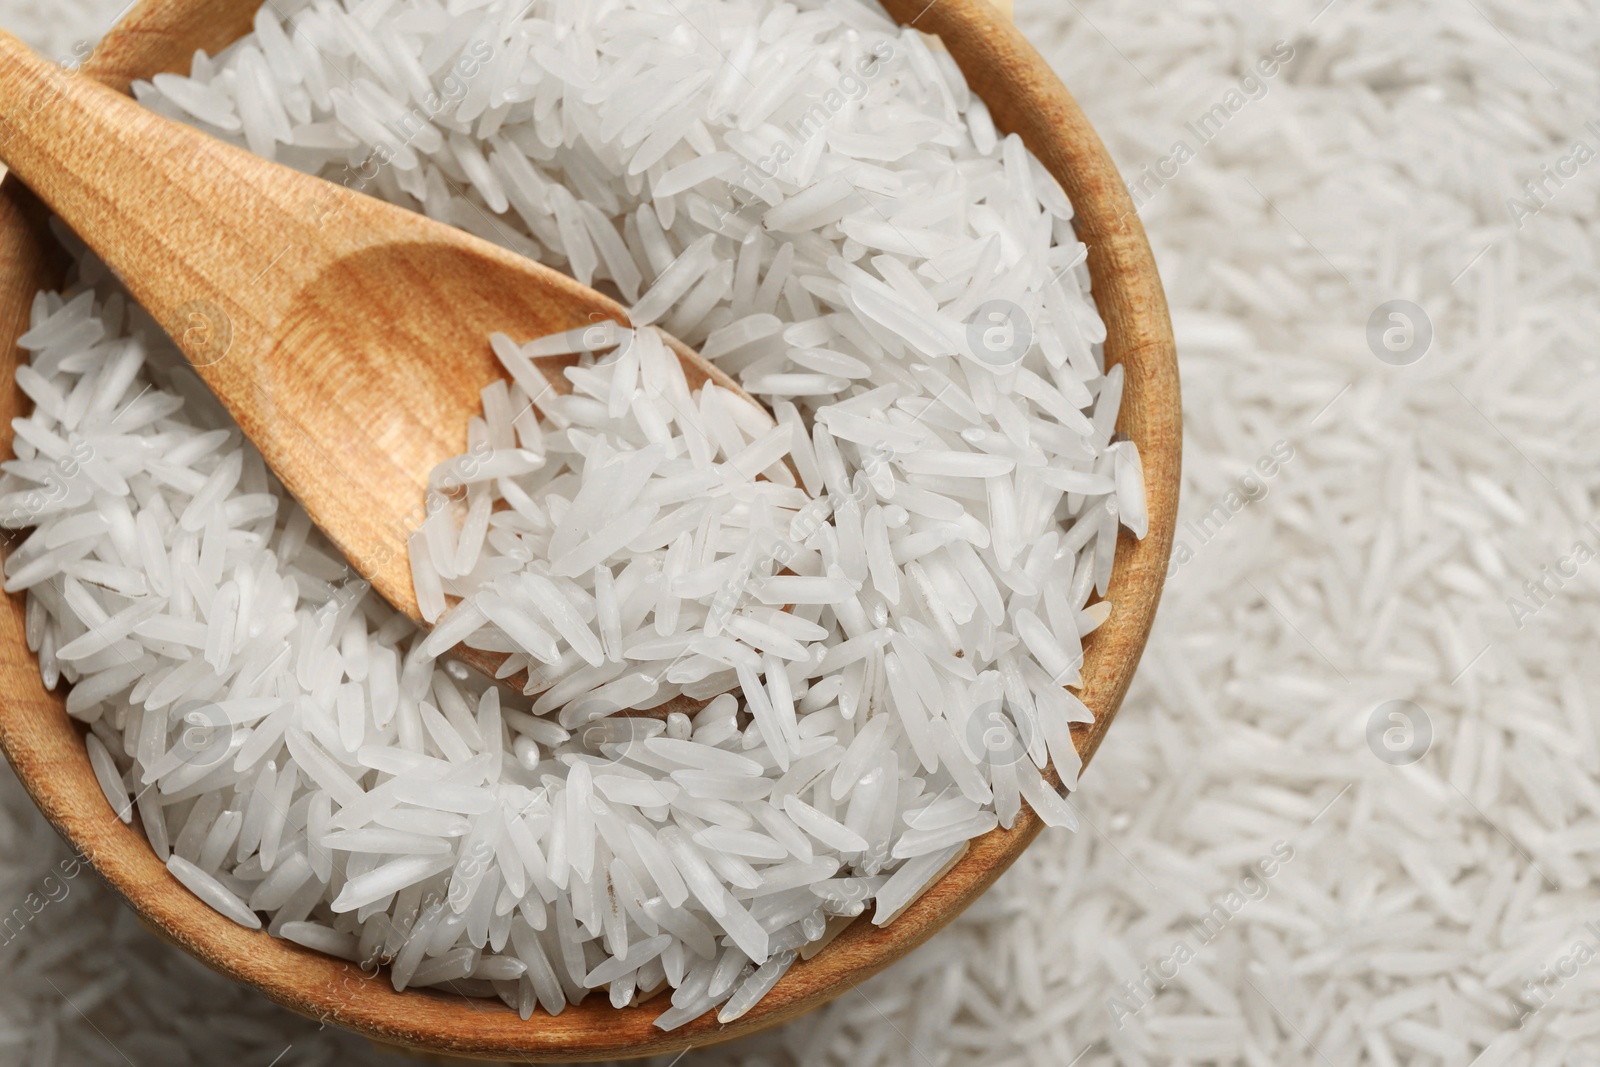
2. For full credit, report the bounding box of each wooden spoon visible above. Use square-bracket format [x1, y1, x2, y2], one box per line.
[0, 30, 770, 704]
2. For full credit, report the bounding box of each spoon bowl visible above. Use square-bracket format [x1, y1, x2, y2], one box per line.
[0, 0, 1181, 1058]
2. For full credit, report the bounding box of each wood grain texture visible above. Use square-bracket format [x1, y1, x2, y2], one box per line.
[69, 0, 260, 94]
[0, 1, 1180, 1060]
[0, 30, 757, 649]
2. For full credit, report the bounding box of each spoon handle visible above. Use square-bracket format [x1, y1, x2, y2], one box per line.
[0, 30, 381, 370]
[76, 0, 260, 94]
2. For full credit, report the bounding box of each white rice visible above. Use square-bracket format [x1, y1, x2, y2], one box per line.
[2, 0, 1141, 1034]
[0, 0, 1594, 1061]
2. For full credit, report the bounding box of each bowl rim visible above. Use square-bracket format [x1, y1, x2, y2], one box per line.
[0, 0, 1180, 1059]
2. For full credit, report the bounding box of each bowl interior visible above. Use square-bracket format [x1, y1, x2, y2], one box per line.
[0, 0, 1180, 1059]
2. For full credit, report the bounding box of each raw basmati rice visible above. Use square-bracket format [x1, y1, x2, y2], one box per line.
[3, 0, 1143, 1033]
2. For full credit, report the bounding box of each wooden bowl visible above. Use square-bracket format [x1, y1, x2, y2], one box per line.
[0, 0, 1180, 1060]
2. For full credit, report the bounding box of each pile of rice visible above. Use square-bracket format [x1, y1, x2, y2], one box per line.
[5, 0, 1588, 1062]
[0, 0, 1142, 1030]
